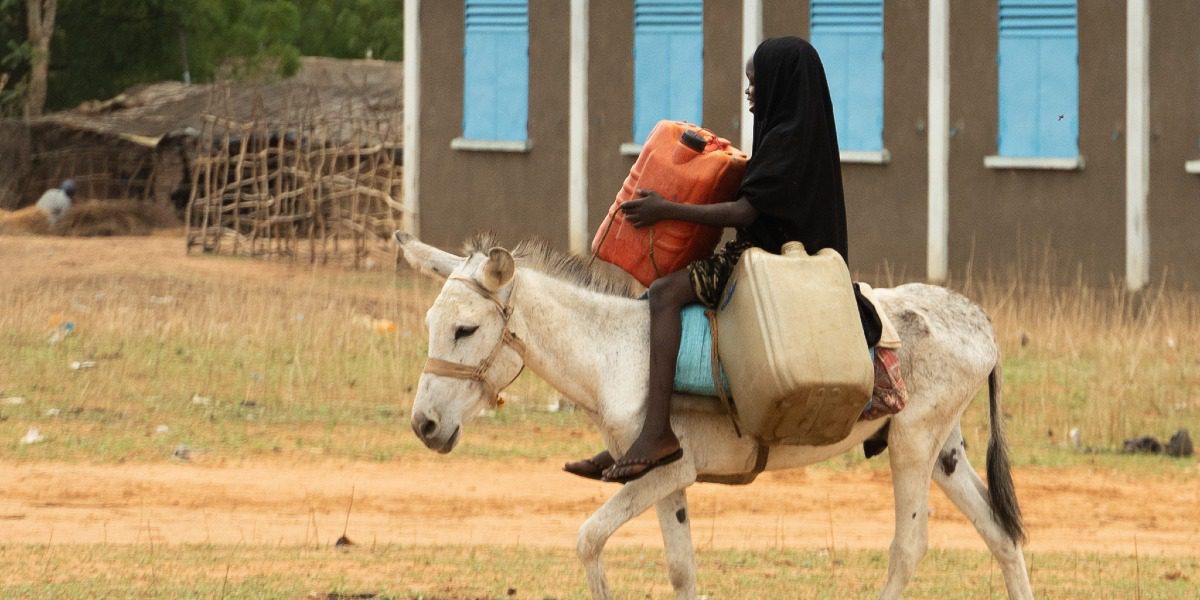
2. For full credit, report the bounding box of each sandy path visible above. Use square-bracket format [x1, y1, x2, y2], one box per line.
[2, 457, 1198, 556]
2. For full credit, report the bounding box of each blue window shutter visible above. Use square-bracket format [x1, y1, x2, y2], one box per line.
[998, 0, 1077, 157]
[464, 0, 528, 140]
[634, 0, 704, 143]
[810, 0, 883, 152]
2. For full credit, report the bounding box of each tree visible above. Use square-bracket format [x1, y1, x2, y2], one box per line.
[46, 0, 303, 109]
[2, 0, 402, 112]
[22, 0, 54, 117]
[295, 0, 402, 61]
[0, 0, 30, 116]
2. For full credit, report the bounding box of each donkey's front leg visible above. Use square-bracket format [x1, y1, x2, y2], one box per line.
[577, 465, 694, 600]
[655, 489, 697, 599]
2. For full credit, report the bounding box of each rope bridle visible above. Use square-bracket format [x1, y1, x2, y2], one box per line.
[421, 274, 526, 408]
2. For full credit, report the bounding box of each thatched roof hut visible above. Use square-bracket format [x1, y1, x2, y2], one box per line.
[0, 57, 403, 211]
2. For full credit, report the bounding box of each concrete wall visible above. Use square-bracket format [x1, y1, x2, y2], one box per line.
[703, 0, 743, 141]
[763, 1, 805, 39]
[842, 0, 929, 281]
[585, 0, 635, 238]
[586, 1, 748, 240]
[1149, 1, 1200, 288]
[415, 2, 1200, 287]
[757, 1, 928, 280]
[946, 1, 1126, 282]
[417, 0, 571, 251]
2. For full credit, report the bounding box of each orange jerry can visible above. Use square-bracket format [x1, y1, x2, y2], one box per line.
[592, 120, 748, 287]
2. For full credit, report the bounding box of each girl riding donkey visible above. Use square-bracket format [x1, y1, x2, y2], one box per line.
[565, 36, 907, 483]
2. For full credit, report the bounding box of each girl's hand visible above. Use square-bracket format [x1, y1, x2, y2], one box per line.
[621, 189, 672, 228]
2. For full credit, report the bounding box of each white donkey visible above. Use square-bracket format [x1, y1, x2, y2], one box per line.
[395, 232, 1032, 600]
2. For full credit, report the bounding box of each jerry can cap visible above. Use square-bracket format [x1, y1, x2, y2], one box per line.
[680, 130, 707, 152]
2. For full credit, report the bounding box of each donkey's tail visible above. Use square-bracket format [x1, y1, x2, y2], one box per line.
[986, 359, 1026, 544]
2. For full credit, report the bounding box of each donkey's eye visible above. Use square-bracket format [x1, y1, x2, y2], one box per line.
[454, 325, 479, 340]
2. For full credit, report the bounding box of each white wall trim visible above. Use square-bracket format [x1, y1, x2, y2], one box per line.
[619, 143, 643, 157]
[841, 149, 891, 165]
[927, 0, 950, 283]
[983, 155, 1085, 170]
[740, 0, 763, 154]
[402, 0, 421, 237]
[568, 0, 589, 256]
[1126, 0, 1150, 291]
[1186, 160, 1200, 174]
[450, 138, 533, 153]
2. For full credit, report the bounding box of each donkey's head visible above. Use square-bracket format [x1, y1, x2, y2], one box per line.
[394, 231, 526, 454]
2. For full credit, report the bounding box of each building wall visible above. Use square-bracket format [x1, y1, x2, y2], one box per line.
[416, 2, 1200, 287]
[946, 1, 1126, 282]
[763, 1, 805, 38]
[842, 0, 929, 281]
[757, 1, 929, 280]
[417, 0, 570, 251]
[1149, 2, 1200, 287]
[586, 1, 748, 239]
[585, 1, 635, 237]
[702, 1, 743, 141]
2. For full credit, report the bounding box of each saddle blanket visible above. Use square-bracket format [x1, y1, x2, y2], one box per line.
[673, 304, 731, 396]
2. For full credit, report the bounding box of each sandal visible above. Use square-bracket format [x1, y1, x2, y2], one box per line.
[563, 450, 615, 481]
[602, 447, 684, 483]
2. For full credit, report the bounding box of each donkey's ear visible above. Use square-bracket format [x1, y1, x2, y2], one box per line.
[394, 231, 463, 279]
[480, 246, 515, 292]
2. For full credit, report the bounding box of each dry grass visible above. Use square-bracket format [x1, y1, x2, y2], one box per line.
[0, 206, 51, 235]
[960, 269, 1200, 462]
[0, 235, 573, 463]
[0, 234, 1196, 465]
[0, 544, 1195, 599]
[52, 200, 180, 236]
[0, 201, 180, 237]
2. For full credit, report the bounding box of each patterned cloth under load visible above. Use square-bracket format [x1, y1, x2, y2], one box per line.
[673, 304, 731, 397]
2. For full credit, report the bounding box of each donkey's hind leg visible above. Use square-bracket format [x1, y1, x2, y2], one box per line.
[655, 490, 697, 599]
[577, 465, 695, 600]
[879, 418, 945, 600]
[933, 426, 1032, 600]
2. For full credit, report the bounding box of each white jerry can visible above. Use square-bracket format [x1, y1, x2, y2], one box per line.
[716, 242, 873, 446]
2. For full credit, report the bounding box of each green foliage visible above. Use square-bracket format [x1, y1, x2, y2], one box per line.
[0, 0, 30, 116]
[0, 0, 402, 112]
[295, 0, 403, 60]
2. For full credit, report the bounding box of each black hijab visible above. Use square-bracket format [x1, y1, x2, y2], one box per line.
[735, 37, 848, 260]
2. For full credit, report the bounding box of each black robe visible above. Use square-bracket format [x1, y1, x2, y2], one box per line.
[735, 36, 848, 260]
[735, 37, 880, 348]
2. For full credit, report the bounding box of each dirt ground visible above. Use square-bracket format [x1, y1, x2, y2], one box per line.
[0, 229, 332, 282]
[3, 456, 1198, 556]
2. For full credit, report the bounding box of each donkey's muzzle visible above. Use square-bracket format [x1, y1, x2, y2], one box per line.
[411, 413, 458, 454]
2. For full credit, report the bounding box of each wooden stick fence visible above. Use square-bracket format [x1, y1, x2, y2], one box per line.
[185, 109, 402, 269]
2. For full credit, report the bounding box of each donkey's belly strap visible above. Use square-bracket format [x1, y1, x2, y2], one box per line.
[696, 444, 769, 486]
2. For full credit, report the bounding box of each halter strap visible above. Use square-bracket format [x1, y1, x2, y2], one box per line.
[421, 274, 525, 407]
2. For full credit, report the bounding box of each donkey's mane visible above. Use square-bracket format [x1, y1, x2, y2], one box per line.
[463, 233, 637, 298]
